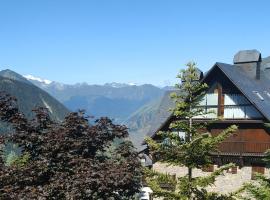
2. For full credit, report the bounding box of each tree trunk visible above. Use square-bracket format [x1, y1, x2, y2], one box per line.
[188, 167, 192, 200]
[188, 102, 193, 200]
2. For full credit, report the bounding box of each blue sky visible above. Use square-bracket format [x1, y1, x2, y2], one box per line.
[0, 0, 269, 86]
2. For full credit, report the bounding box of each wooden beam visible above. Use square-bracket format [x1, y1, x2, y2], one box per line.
[217, 83, 223, 117]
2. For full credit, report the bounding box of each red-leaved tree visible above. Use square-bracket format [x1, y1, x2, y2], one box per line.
[0, 92, 142, 199]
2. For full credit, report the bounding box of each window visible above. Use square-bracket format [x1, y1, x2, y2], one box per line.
[178, 131, 186, 142]
[251, 166, 265, 180]
[196, 93, 218, 118]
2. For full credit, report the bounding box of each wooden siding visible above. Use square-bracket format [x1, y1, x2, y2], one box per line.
[211, 127, 270, 154]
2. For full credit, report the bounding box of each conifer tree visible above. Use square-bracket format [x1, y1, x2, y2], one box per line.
[145, 62, 238, 200]
[236, 147, 270, 199]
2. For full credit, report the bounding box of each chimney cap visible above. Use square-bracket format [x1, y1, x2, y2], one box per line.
[233, 49, 261, 64]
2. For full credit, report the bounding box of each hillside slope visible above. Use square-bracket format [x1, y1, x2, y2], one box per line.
[126, 90, 175, 148]
[0, 69, 69, 133]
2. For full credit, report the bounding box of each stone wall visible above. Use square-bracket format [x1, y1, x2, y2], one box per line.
[153, 162, 270, 194]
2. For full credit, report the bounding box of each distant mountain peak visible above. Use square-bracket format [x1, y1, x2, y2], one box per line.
[128, 82, 138, 86]
[104, 82, 139, 88]
[23, 74, 52, 85]
[0, 69, 23, 77]
[1, 69, 14, 73]
[0, 69, 31, 84]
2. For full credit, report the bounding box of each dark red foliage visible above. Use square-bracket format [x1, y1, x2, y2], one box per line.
[0, 92, 142, 199]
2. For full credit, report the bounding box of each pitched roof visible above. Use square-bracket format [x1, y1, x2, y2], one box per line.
[146, 59, 270, 139]
[213, 62, 270, 121]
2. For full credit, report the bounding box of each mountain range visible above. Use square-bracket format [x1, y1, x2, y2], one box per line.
[1, 55, 270, 148]
[23, 75, 174, 147]
[0, 69, 171, 147]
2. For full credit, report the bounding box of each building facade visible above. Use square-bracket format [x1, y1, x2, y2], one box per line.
[145, 50, 270, 193]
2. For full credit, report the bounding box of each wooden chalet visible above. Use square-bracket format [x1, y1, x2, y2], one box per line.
[145, 50, 270, 176]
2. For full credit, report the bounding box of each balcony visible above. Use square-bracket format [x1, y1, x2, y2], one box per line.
[218, 141, 270, 154]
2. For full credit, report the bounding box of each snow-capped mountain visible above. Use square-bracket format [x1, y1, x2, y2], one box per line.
[104, 82, 139, 88]
[6, 72, 174, 147]
[23, 74, 52, 85]
[25, 75, 164, 120]
[24, 75, 140, 88]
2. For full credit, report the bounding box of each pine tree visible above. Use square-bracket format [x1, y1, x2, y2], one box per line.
[236, 145, 270, 200]
[145, 62, 238, 200]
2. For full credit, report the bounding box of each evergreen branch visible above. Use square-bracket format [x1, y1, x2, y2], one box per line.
[194, 163, 234, 187]
[144, 168, 181, 199]
[236, 173, 270, 200]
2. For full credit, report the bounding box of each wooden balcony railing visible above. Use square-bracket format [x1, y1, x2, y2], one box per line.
[218, 141, 270, 154]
